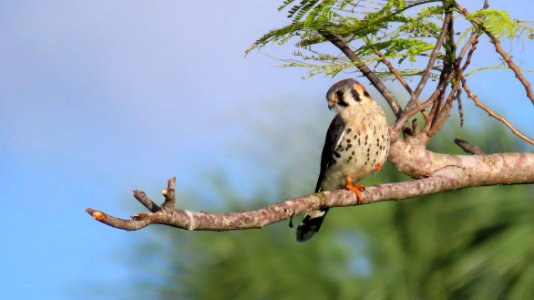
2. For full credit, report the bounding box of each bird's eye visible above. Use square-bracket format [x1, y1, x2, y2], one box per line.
[335, 90, 344, 98]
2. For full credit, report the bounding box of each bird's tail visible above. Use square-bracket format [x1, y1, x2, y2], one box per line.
[296, 208, 329, 242]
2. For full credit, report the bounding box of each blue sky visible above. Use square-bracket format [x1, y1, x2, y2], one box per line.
[1, 1, 533, 299]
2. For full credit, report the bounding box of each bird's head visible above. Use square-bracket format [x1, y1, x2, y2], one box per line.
[326, 79, 373, 112]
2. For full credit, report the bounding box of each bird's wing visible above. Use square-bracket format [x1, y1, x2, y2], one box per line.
[314, 114, 345, 193]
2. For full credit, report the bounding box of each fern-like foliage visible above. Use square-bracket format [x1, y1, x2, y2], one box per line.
[246, 0, 443, 78]
[467, 9, 516, 39]
[247, 1, 529, 79]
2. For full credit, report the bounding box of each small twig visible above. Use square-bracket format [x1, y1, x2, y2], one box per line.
[456, 88, 464, 127]
[457, 32, 480, 66]
[391, 97, 433, 139]
[462, 80, 534, 145]
[488, 34, 534, 106]
[422, 5, 486, 135]
[318, 29, 403, 118]
[405, 8, 453, 111]
[454, 138, 485, 155]
[161, 177, 176, 212]
[422, 64, 453, 132]
[133, 190, 160, 213]
[412, 119, 419, 134]
[429, 31, 471, 136]
[428, 77, 463, 137]
[392, 67, 454, 138]
[456, 2, 534, 106]
[368, 40, 413, 96]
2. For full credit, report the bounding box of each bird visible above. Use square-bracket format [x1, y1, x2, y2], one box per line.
[296, 78, 390, 242]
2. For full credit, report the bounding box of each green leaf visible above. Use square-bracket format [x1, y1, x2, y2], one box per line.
[467, 9, 516, 39]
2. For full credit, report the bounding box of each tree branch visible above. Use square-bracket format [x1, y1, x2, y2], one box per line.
[405, 7, 453, 111]
[455, 138, 485, 155]
[87, 150, 534, 232]
[367, 38, 413, 96]
[133, 190, 160, 213]
[318, 29, 403, 118]
[487, 34, 534, 106]
[461, 80, 534, 145]
[455, 2, 534, 106]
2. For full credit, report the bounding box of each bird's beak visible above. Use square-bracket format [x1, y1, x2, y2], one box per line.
[327, 98, 336, 110]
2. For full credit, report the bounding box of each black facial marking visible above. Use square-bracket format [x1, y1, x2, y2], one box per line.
[338, 99, 349, 107]
[363, 90, 370, 98]
[336, 90, 349, 107]
[351, 88, 361, 102]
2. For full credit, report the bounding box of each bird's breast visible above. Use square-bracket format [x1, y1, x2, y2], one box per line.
[321, 106, 389, 191]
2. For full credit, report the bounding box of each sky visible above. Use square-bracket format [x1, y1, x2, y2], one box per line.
[1, 1, 533, 299]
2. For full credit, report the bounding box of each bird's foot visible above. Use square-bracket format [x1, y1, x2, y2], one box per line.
[345, 176, 365, 204]
[373, 162, 383, 172]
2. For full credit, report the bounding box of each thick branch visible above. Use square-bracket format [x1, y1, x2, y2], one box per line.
[85, 173, 458, 231]
[87, 150, 534, 232]
[388, 135, 534, 180]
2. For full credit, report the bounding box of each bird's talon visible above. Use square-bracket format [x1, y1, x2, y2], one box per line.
[345, 176, 365, 204]
[373, 163, 383, 172]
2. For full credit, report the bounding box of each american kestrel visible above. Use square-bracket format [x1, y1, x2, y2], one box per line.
[296, 79, 390, 242]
